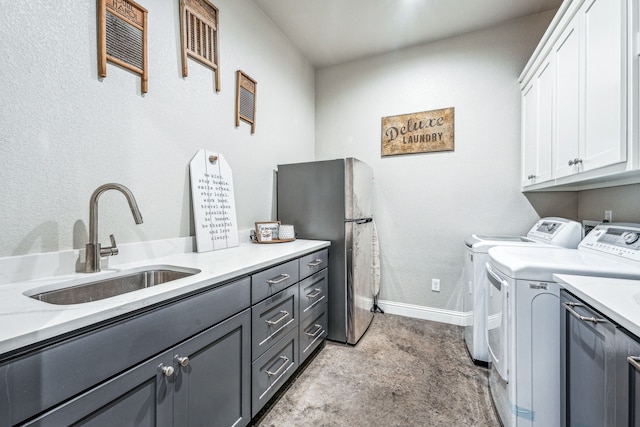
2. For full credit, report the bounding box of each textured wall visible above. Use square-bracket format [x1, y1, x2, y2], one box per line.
[315, 11, 573, 312]
[578, 184, 640, 223]
[0, 0, 315, 257]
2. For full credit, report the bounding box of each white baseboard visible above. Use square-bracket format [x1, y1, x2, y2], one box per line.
[375, 299, 471, 327]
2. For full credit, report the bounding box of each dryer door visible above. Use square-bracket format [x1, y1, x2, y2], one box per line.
[486, 263, 509, 382]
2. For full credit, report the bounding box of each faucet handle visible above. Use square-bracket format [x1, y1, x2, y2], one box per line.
[99, 234, 119, 256]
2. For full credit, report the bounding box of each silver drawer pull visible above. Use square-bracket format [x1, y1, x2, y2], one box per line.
[307, 259, 323, 267]
[266, 310, 290, 325]
[563, 302, 606, 324]
[267, 274, 290, 285]
[306, 288, 322, 298]
[305, 324, 323, 338]
[266, 356, 289, 376]
[628, 356, 640, 373]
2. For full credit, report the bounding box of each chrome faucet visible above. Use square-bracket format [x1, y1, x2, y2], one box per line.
[85, 183, 143, 273]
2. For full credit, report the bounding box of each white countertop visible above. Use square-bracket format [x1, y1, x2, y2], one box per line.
[0, 239, 330, 356]
[555, 273, 640, 338]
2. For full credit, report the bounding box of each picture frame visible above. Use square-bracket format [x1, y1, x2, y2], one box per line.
[255, 221, 280, 242]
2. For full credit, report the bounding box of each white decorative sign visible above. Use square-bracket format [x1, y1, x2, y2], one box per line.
[189, 150, 239, 252]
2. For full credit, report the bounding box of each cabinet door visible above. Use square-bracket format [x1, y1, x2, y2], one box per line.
[173, 309, 251, 427]
[581, 0, 627, 171]
[24, 352, 174, 427]
[554, 14, 581, 178]
[522, 82, 538, 187]
[521, 57, 553, 187]
[535, 57, 554, 183]
[616, 328, 640, 427]
[561, 296, 616, 427]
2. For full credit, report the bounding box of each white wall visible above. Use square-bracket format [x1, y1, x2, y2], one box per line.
[315, 11, 564, 312]
[0, 0, 315, 257]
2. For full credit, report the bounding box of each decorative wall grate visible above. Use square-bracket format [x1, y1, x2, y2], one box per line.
[98, 0, 148, 93]
[236, 71, 257, 134]
[180, 0, 220, 92]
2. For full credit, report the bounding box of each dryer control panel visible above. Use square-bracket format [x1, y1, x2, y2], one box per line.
[579, 223, 640, 261]
[527, 217, 582, 248]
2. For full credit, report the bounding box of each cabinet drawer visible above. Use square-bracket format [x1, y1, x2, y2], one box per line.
[299, 303, 327, 364]
[299, 269, 328, 321]
[252, 286, 298, 360]
[251, 259, 299, 304]
[251, 327, 298, 417]
[299, 249, 328, 280]
[0, 277, 250, 426]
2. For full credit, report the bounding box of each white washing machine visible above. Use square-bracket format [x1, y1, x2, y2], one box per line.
[486, 223, 640, 427]
[463, 217, 582, 364]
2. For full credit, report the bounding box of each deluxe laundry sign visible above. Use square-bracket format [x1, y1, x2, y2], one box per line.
[381, 107, 454, 157]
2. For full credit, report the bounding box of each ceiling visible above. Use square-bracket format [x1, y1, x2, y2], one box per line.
[252, 0, 563, 67]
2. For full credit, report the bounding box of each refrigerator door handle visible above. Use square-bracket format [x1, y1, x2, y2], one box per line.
[345, 218, 372, 224]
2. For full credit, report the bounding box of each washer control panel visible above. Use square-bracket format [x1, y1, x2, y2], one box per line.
[579, 223, 640, 261]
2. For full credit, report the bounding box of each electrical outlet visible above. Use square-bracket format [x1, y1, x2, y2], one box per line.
[432, 278, 440, 292]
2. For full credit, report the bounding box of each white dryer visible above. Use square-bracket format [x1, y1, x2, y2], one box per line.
[463, 217, 582, 364]
[486, 223, 640, 427]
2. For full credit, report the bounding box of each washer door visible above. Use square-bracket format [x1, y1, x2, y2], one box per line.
[486, 263, 509, 382]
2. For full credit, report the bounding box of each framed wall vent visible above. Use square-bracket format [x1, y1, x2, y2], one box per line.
[236, 70, 256, 134]
[98, 0, 148, 93]
[180, 0, 220, 92]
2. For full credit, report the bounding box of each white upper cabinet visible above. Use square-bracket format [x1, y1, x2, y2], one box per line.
[520, 0, 636, 191]
[553, 14, 581, 179]
[580, 0, 627, 172]
[521, 58, 554, 187]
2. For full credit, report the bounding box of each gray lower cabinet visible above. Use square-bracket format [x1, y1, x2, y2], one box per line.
[561, 290, 616, 427]
[0, 247, 329, 427]
[249, 248, 329, 417]
[25, 309, 251, 427]
[0, 277, 251, 427]
[561, 289, 640, 427]
[616, 329, 640, 427]
[251, 327, 298, 417]
[298, 269, 328, 364]
[252, 285, 299, 359]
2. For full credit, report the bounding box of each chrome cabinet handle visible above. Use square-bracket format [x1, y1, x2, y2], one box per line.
[568, 158, 583, 166]
[305, 324, 323, 338]
[306, 288, 322, 298]
[176, 355, 190, 367]
[307, 259, 323, 267]
[267, 274, 290, 285]
[628, 356, 640, 372]
[568, 159, 575, 166]
[563, 302, 605, 324]
[266, 356, 289, 377]
[266, 310, 290, 325]
[527, 174, 536, 180]
[160, 364, 174, 377]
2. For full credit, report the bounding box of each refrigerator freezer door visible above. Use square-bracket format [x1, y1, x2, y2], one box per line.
[346, 220, 374, 344]
[346, 158, 373, 219]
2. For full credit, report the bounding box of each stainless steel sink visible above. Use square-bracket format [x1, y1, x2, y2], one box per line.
[28, 267, 200, 305]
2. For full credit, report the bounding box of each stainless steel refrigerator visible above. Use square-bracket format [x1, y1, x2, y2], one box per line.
[277, 158, 375, 344]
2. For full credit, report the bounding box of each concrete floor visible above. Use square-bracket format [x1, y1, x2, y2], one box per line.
[254, 313, 499, 426]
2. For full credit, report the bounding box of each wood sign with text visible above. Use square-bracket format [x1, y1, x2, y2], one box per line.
[381, 107, 454, 157]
